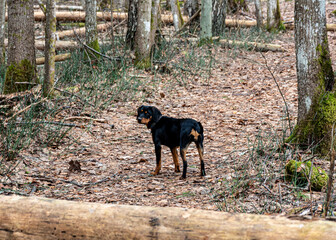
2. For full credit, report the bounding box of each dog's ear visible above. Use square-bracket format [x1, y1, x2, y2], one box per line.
[150, 106, 162, 122]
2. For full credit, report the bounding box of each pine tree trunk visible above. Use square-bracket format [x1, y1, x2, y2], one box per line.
[200, 0, 212, 41]
[289, 0, 335, 155]
[4, 0, 36, 94]
[212, 0, 227, 36]
[255, 0, 263, 29]
[43, 0, 56, 98]
[0, 0, 5, 65]
[85, 0, 100, 55]
[126, 0, 138, 50]
[134, 0, 152, 68]
[170, 0, 183, 31]
[266, 0, 281, 31]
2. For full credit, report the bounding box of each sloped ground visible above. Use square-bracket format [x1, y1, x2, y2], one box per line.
[1, 0, 336, 215]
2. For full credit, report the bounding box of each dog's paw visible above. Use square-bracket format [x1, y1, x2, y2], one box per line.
[179, 175, 186, 180]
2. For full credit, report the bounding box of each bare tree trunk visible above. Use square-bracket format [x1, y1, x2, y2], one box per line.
[0, 0, 5, 65]
[170, 0, 183, 31]
[288, 0, 335, 155]
[212, 0, 227, 36]
[85, 0, 100, 55]
[150, 0, 160, 46]
[266, 0, 281, 31]
[126, 0, 138, 50]
[200, 0, 212, 41]
[183, 0, 199, 32]
[3, 0, 36, 94]
[255, 0, 263, 29]
[134, 0, 151, 68]
[43, 0, 56, 98]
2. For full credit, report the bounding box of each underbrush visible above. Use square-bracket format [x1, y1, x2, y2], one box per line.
[0, 35, 214, 180]
[211, 117, 335, 217]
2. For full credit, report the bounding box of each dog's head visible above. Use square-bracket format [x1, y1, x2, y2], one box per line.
[137, 105, 162, 128]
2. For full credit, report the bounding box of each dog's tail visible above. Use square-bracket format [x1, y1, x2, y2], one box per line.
[190, 122, 203, 141]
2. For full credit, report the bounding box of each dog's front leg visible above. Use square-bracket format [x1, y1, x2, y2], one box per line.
[152, 145, 162, 175]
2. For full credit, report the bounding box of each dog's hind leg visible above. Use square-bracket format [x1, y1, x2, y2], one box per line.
[196, 141, 206, 176]
[152, 145, 162, 175]
[170, 147, 180, 172]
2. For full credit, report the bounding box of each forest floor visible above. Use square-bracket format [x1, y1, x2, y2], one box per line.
[1, 0, 336, 216]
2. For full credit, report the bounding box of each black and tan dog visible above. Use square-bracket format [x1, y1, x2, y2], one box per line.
[137, 105, 205, 179]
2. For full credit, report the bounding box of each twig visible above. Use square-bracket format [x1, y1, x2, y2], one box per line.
[72, 27, 120, 61]
[325, 123, 336, 217]
[173, 9, 201, 37]
[4, 98, 47, 123]
[64, 116, 108, 123]
[54, 87, 95, 107]
[12, 121, 79, 128]
[261, 53, 292, 133]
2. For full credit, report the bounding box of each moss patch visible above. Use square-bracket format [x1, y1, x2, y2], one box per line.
[3, 59, 36, 94]
[86, 39, 101, 60]
[287, 41, 335, 155]
[285, 160, 328, 191]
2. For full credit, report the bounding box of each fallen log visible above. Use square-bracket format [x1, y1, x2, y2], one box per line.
[0, 195, 335, 239]
[33, 11, 127, 22]
[36, 53, 71, 65]
[32, 11, 188, 24]
[56, 22, 112, 39]
[4, 40, 78, 51]
[217, 38, 285, 52]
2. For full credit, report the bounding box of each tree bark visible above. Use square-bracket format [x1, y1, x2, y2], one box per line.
[289, 0, 335, 155]
[0, 0, 5, 65]
[266, 0, 282, 31]
[255, 0, 263, 29]
[43, 0, 56, 98]
[170, 0, 183, 31]
[4, 0, 36, 94]
[183, 0, 199, 31]
[126, 0, 138, 49]
[200, 0, 212, 40]
[85, 0, 100, 54]
[134, 0, 152, 68]
[0, 196, 336, 239]
[212, 0, 227, 36]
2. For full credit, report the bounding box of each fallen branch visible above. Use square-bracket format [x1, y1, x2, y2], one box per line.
[173, 9, 201, 37]
[0, 195, 335, 239]
[36, 53, 71, 65]
[64, 116, 108, 123]
[217, 38, 285, 52]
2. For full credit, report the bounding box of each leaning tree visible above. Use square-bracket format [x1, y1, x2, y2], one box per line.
[288, 0, 335, 155]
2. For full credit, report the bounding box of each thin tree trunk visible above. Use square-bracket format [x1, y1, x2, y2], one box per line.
[4, 0, 36, 94]
[85, 0, 100, 54]
[212, 0, 227, 36]
[43, 0, 56, 98]
[170, 0, 183, 31]
[255, 0, 263, 29]
[150, 0, 160, 47]
[288, 0, 335, 155]
[134, 0, 151, 68]
[183, 0, 199, 32]
[0, 0, 5, 65]
[266, 0, 281, 31]
[200, 0, 212, 40]
[126, 0, 138, 49]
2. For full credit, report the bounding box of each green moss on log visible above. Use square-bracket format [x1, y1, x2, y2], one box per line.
[285, 160, 328, 191]
[86, 39, 100, 59]
[3, 59, 36, 94]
